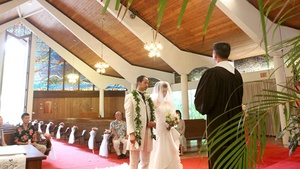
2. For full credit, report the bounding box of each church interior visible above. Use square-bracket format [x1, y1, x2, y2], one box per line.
[1, 0, 300, 168]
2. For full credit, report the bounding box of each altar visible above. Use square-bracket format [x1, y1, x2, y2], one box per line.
[0, 145, 47, 169]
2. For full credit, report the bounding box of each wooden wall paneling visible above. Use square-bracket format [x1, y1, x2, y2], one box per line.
[91, 97, 99, 115]
[104, 91, 126, 119]
[64, 98, 75, 118]
[56, 98, 65, 119]
[78, 97, 98, 118]
[32, 91, 120, 120]
[32, 98, 45, 120]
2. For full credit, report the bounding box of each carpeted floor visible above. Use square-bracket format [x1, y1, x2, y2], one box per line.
[42, 139, 207, 169]
[42, 138, 300, 169]
[259, 142, 300, 169]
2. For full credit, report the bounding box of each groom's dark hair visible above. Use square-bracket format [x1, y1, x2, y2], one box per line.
[137, 75, 146, 84]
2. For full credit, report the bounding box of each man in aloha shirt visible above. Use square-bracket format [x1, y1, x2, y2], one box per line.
[110, 111, 128, 159]
[14, 113, 47, 154]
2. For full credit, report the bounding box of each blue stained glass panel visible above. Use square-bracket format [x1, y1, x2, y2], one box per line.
[64, 62, 79, 91]
[48, 50, 64, 90]
[234, 55, 274, 73]
[34, 39, 49, 91]
[7, 23, 31, 38]
[80, 75, 93, 91]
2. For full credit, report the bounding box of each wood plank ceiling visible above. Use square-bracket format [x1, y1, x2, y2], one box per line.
[0, 0, 299, 78]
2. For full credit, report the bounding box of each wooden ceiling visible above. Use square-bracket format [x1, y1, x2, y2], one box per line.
[0, 0, 299, 79]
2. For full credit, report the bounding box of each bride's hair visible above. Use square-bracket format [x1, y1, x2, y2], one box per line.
[151, 81, 174, 107]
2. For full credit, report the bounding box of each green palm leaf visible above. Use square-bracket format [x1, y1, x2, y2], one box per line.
[177, 0, 189, 29]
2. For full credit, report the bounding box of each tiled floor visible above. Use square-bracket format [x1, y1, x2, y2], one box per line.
[180, 140, 206, 159]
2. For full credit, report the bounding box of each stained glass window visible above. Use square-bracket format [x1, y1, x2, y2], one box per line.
[235, 55, 274, 73]
[7, 23, 31, 38]
[48, 50, 64, 90]
[188, 67, 209, 81]
[80, 75, 93, 91]
[148, 77, 160, 88]
[34, 38, 49, 91]
[105, 84, 127, 91]
[34, 38, 100, 91]
[64, 62, 79, 91]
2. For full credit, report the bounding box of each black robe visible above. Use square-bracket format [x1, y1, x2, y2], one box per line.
[194, 66, 244, 169]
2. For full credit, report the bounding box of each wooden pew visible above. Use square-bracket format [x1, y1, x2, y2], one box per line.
[37, 118, 114, 144]
[184, 119, 206, 141]
[2, 123, 17, 145]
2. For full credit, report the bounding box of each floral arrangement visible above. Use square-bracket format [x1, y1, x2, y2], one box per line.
[44, 133, 51, 140]
[59, 122, 64, 126]
[166, 112, 179, 127]
[32, 119, 38, 125]
[104, 129, 111, 134]
[92, 127, 98, 131]
[132, 90, 156, 146]
[72, 126, 79, 130]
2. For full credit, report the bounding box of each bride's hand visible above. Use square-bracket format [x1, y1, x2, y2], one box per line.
[167, 124, 171, 131]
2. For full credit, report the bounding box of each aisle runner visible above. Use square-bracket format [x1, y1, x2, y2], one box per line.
[97, 163, 129, 169]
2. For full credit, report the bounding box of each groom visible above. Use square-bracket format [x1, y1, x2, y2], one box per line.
[125, 75, 156, 169]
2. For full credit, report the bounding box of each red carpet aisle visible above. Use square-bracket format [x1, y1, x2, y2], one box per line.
[42, 139, 206, 169]
[42, 139, 129, 169]
[42, 139, 300, 169]
[260, 143, 300, 169]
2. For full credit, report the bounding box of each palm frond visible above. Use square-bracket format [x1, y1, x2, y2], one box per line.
[202, 0, 217, 42]
[177, 0, 189, 30]
[101, 0, 111, 14]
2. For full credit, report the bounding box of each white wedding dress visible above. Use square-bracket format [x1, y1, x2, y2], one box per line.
[149, 100, 183, 169]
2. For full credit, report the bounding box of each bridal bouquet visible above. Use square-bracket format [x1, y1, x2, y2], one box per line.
[166, 112, 179, 127]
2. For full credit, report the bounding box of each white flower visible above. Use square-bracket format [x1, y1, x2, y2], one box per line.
[144, 92, 150, 100]
[166, 112, 179, 126]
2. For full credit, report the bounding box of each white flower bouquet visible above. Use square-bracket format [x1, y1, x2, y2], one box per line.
[165, 112, 179, 127]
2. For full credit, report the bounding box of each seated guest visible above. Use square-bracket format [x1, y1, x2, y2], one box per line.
[0, 115, 7, 146]
[14, 113, 47, 154]
[175, 110, 187, 156]
[110, 111, 128, 159]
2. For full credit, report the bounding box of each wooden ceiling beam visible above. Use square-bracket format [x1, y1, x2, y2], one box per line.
[36, 0, 173, 84]
[217, 0, 298, 50]
[96, 0, 215, 75]
[0, 0, 27, 15]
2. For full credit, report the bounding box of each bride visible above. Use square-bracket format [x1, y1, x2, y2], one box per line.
[149, 81, 183, 169]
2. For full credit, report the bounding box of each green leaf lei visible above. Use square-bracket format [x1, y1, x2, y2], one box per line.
[132, 90, 156, 146]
